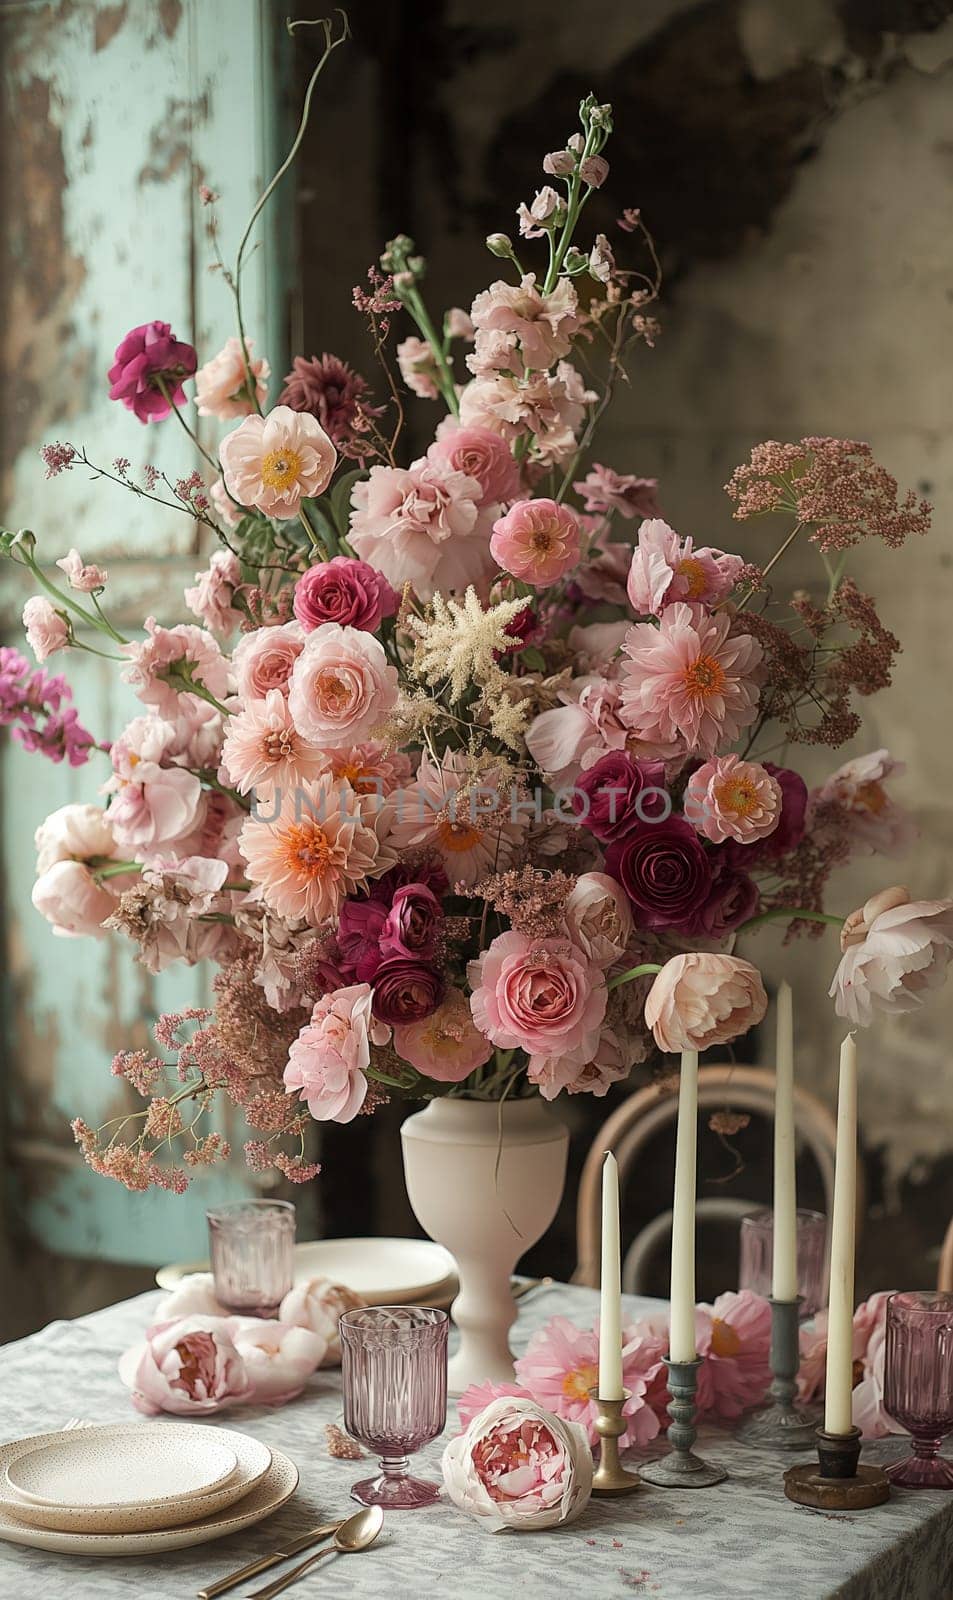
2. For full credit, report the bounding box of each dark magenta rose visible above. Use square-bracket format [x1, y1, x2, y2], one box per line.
[107, 321, 197, 423]
[293, 556, 399, 634]
[571, 751, 670, 842]
[495, 603, 544, 658]
[604, 816, 712, 931]
[336, 899, 388, 982]
[371, 959, 444, 1024]
[697, 863, 760, 939]
[368, 858, 450, 904]
[380, 883, 443, 961]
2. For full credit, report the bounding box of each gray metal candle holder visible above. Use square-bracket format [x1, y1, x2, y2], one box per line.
[737, 1297, 820, 1449]
[639, 1356, 727, 1488]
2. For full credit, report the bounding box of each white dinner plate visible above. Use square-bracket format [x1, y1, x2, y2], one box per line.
[0, 1427, 271, 1535]
[6, 1422, 237, 1510]
[0, 1445, 297, 1556]
[156, 1236, 458, 1306]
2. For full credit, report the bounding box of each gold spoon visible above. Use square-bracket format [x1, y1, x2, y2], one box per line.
[248, 1506, 384, 1600]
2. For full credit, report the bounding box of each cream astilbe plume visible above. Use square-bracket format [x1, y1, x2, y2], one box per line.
[407, 587, 529, 702]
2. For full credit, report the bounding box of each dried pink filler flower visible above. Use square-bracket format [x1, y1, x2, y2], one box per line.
[725, 437, 932, 552]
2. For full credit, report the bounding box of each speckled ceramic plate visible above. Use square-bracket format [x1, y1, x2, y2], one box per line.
[0, 1444, 297, 1555]
[1, 1427, 271, 1534]
[156, 1236, 458, 1306]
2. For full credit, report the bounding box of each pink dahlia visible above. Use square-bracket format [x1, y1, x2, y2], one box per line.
[318, 743, 413, 798]
[284, 983, 386, 1123]
[287, 624, 398, 750]
[470, 274, 580, 371]
[812, 748, 916, 858]
[119, 618, 233, 718]
[684, 754, 782, 845]
[194, 336, 269, 420]
[694, 1290, 772, 1422]
[348, 456, 489, 600]
[107, 320, 197, 423]
[388, 748, 525, 888]
[428, 419, 521, 505]
[513, 1315, 664, 1449]
[393, 987, 494, 1082]
[830, 884, 953, 1026]
[467, 930, 606, 1064]
[490, 498, 582, 588]
[219, 405, 336, 519]
[626, 520, 743, 616]
[457, 1381, 534, 1429]
[619, 603, 763, 759]
[220, 690, 326, 796]
[232, 622, 304, 702]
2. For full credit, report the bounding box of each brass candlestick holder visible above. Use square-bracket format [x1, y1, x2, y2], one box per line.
[588, 1388, 642, 1496]
[784, 1425, 890, 1508]
[639, 1357, 727, 1488]
[737, 1297, 819, 1449]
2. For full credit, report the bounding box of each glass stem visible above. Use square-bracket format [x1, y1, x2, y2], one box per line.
[380, 1453, 410, 1480]
[913, 1436, 941, 1458]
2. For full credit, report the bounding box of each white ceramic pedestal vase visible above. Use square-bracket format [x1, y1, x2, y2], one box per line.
[400, 1096, 569, 1396]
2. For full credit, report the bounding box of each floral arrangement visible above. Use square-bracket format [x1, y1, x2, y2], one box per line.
[3, 15, 951, 1194]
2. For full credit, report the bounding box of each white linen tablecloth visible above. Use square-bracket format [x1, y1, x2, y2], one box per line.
[2, 1281, 952, 1599]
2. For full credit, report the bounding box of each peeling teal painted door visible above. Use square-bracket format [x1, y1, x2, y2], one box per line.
[0, 0, 297, 1264]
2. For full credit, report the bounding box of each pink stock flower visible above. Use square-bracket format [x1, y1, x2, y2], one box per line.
[393, 987, 494, 1081]
[626, 520, 744, 616]
[516, 186, 561, 239]
[458, 362, 593, 467]
[278, 1276, 366, 1367]
[514, 1315, 665, 1448]
[619, 603, 764, 760]
[107, 321, 197, 423]
[428, 419, 521, 505]
[348, 456, 490, 600]
[694, 1291, 772, 1422]
[490, 498, 582, 588]
[120, 618, 233, 718]
[184, 549, 244, 636]
[812, 749, 916, 858]
[644, 954, 768, 1053]
[445, 307, 474, 340]
[22, 597, 69, 662]
[442, 1396, 593, 1532]
[470, 274, 580, 370]
[574, 463, 660, 521]
[194, 336, 270, 420]
[219, 405, 336, 519]
[468, 930, 606, 1065]
[397, 336, 441, 399]
[55, 548, 108, 592]
[238, 774, 394, 924]
[32, 859, 118, 939]
[220, 689, 327, 795]
[232, 621, 304, 701]
[388, 748, 526, 887]
[684, 754, 782, 845]
[563, 872, 633, 968]
[288, 623, 398, 749]
[284, 982, 385, 1122]
[458, 1381, 533, 1429]
[830, 885, 953, 1026]
[293, 557, 398, 634]
[118, 1317, 253, 1415]
[524, 674, 628, 784]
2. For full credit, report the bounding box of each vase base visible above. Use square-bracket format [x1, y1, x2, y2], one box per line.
[350, 1473, 441, 1510]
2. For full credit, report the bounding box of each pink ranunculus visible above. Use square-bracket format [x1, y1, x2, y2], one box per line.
[684, 754, 782, 845]
[644, 953, 768, 1053]
[694, 1290, 772, 1422]
[293, 556, 398, 634]
[195, 335, 270, 420]
[830, 885, 953, 1026]
[380, 882, 443, 960]
[429, 419, 521, 505]
[284, 982, 384, 1123]
[232, 621, 304, 702]
[55, 548, 108, 592]
[468, 930, 606, 1063]
[288, 623, 398, 749]
[626, 519, 744, 616]
[524, 673, 628, 784]
[238, 775, 395, 925]
[336, 897, 389, 982]
[490, 498, 582, 588]
[370, 959, 444, 1026]
[458, 1381, 534, 1429]
[470, 274, 580, 371]
[441, 1395, 593, 1532]
[397, 336, 441, 399]
[118, 1315, 253, 1415]
[574, 463, 660, 521]
[219, 404, 336, 519]
[564, 872, 633, 968]
[184, 549, 244, 636]
[107, 320, 197, 423]
[514, 1314, 665, 1449]
[348, 456, 490, 601]
[619, 602, 764, 760]
[393, 986, 494, 1082]
[278, 1276, 366, 1367]
[156, 1273, 226, 1321]
[23, 597, 69, 662]
[813, 748, 917, 858]
[225, 1315, 326, 1403]
[32, 858, 118, 938]
[119, 618, 233, 718]
[34, 802, 117, 874]
[220, 689, 327, 796]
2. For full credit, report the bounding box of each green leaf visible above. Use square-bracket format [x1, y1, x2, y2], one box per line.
[328, 468, 367, 540]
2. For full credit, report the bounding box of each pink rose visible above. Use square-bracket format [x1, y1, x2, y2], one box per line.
[684, 755, 782, 845]
[278, 1276, 366, 1366]
[393, 987, 494, 1082]
[429, 419, 521, 504]
[107, 320, 197, 423]
[219, 405, 337, 520]
[195, 335, 270, 420]
[22, 596, 69, 662]
[830, 885, 953, 1026]
[293, 557, 398, 633]
[284, 983, 385, 1123]
[55, 548, 108, 592]
[118, 1317, 253, 1415]
[468, 930, 606, 1063]
[491, 498, 582, 588]
[644, 953, 768, 1053]
[184, 549, 244, 636]
[442, 1396, 592, 1532]
[288, 623, 398, 749]
[32, 859, 117, 938]
[232, 621, 304, 701]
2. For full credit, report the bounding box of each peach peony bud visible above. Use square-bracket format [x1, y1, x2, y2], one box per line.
[644, 953, 768, 1053]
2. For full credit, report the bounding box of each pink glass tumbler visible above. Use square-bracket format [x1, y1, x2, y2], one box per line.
[884, 1290, 953, 1488]
[340, 1306, 449, 1509]
[206, 1199, 295, 1317]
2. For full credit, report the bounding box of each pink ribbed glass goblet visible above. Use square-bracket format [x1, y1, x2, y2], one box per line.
[884, 1291, 953, 1488]
[340, 1306, 449, 1509]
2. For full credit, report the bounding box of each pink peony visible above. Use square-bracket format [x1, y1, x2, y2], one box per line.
[574, 463, 660, 521]
[32, 858, 118, 939]
[288, 623, 398, 749]
[120, 618, 233, 718]
[442, 1396, 593, 1532]
[388, 748, 526, 888]
[278, 1276, 366, 1367]
[524, 674, 628, 784]
[490, 498, 582, 588]
[55, 548, 108, 592]
[470, 274, 580, 371]
[458, 1381, 534, 1429]
[812, 749, 916, 858]
[284, 982, 385, 1122]
[293, 557, 398, 634]
[619, 603, 764, 759]
[118, 1317, 252, 1415]
[559, 1023, 649, 1097]
[348, 456, 490, 600]
[626, 520, 743, 616]
[219, 405, 336, 519]
[22, 597, 69, 662]
[429, 419, 521, 504]
[195, 336, 269, 420]
[232, 621, 304, 702]
[107, 321, 197, 423]
[184, 549, 244, 636]
[684, 754, 782, 845]
[393, 987, 494, 1081]
[468, 930, 606, 1065]
[830, 884, 953, 1026]
[563, 872, 633, 968]
[34, 802, 117, 874]
[227, 1316, 326, 1403]
[694, 1291, 772, 1421]
[105, 756, 204, 854]
[220, 689, 327, 796]
[397, 336, 440, 399]
[644, 954, 768, 1053]
[514, 1315, 665, 1449]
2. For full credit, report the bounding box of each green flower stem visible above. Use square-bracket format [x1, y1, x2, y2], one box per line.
[298, 501, 329, 559]
[737, 907, 845, 936]
[164, 667, 232, 718]
[91, 592, 126, 645]
[7, 535, 129, 644]
[155, 377, 220, 473]
[606, 962, 663, 993]
[543, 126, 600, 294]
[71, 639, 126, 661]
[91, 859, 141, 881]
[400, 283, 460, 416]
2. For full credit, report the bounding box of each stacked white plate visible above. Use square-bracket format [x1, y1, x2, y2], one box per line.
[0, 1422, 297, 1556]
[156, 1236, 459, 1309]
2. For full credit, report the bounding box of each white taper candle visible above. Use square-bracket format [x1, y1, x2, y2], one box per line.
[824, 1033, 858, 1434]
[598, 1151, 624, 1400]
[669, 1049, 699, 1364]
[772, 980, 799, 1302]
